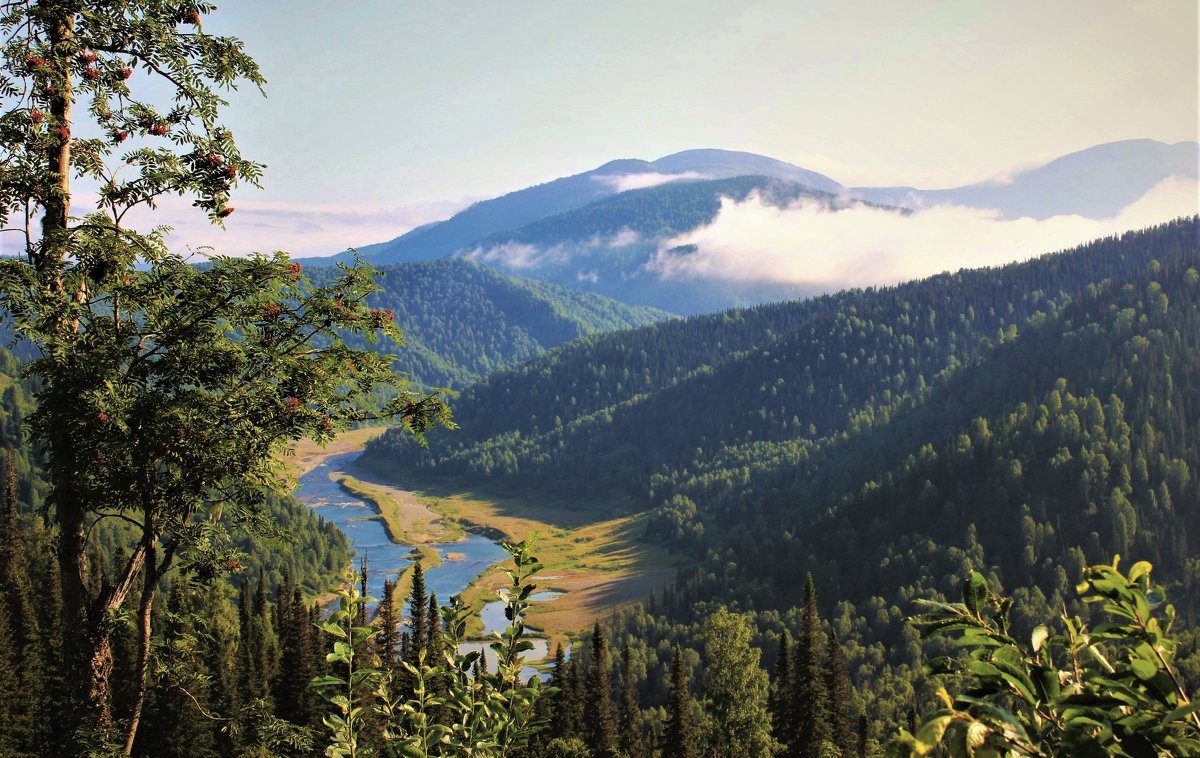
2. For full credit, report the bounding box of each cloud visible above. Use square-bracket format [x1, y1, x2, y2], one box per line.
[463, 228, 642, 271]
[647, 176, 1200, 289]
[592, 171, 708, 193]
[0, 195, 472, 261]
[462, 241, 562, 269]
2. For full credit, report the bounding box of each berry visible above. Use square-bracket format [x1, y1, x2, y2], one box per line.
[148, 123, 167, 136]
[217, 206, 235, 218]
[283, 396, 301, 411]
[113, 130, 128, 143]
[289, 261, 303, 276]
[120, 66, 133, 80]
[79, 51, 98, 63]
[98, 411, 110, 423]
[83, 67, 100, 80]
[262, 301, 282, 318]
[186, 10, 202, 25]
[26, 55, 46, 68]
[29, 109, 44, 123]
[223, 165, 237, 179]
[54, 125, 70, 142]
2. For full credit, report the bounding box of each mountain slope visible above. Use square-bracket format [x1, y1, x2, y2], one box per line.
[322, 149, 840, 266]
[306, 258, 672, 388]
[362, 216, 1200, 633]
[362, 217, 1198, 503]
[460, 176, 868, 312]
[852, 139, 1198, 219]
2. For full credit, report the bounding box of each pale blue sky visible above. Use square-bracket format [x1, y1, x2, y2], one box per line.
[173, 0, 1198, 256]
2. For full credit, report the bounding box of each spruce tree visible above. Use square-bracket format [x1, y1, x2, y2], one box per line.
[584, 622, 618, 755]
[549, 644, 576, 740]
[824, 630, 856, 757]
[663, 643, 697, 758]
[792, 574, 829, 758]
[0, 454, 45, 754]
[770, 629, 793, 747]
[375, 578, 401, 669]
[619, 645, 645, 758]
[406, 562, 428, 663]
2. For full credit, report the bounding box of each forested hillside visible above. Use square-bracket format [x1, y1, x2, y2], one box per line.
[361, 218, 1200, 744]
[305, 258, 671, 388]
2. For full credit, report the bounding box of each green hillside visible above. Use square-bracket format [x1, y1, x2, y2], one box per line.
[363, 217, 1197, 504]
[306, 257, 673, 388]
[360, 217, 1200, 740]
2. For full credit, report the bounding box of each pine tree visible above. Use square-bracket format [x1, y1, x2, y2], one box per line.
[619, 645, 645, 758]
[663, 644, 697, 758]
[792, 574, 829, 758]
[824, 630, 856, 757]
[584, 622, 618, 755]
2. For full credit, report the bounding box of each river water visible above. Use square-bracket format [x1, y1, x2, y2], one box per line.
[296, 450, 557, 678]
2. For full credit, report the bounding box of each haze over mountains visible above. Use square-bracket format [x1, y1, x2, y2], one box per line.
[311, 139, 1199, 313]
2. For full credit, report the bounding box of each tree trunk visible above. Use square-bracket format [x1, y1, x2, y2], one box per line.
[123, 543, 156, 755]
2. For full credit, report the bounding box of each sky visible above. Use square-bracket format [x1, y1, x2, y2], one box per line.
[56, 0, 1200, 258]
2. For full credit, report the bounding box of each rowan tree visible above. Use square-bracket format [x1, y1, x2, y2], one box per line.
[0, 1, 451, 750]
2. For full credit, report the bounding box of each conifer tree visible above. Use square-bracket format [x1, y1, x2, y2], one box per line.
[406, 562, 428, 662]
[823, 630, 856, 757]
[792, 574, 829, 758]
[0, 454, 45, 753]
[375, 578, 401, 668]
[569, 656, 586, 737]
[770, 629, 793, 747]
[619, 644, 645, 758]
[584, 622, 619, 755]
[542, 643, 571, 745]
[663, 643, 697, 758]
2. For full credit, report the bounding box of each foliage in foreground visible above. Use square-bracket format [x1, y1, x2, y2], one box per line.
[312, 539, 548, 757]
[891, 558, 1200, 757]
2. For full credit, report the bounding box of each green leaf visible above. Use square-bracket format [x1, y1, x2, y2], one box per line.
[1129, 657, 1157, 681]
[914, 713, 953, 753]
[1031, 625, 1049, 653]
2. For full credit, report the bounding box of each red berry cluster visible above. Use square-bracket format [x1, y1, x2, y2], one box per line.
[186, 10, 202, 25]
[79, 51, 98, 63]
[26, 55, 46, 68]
[29, 109, 44, 123]
[120, 66, 133, 80]
[54, 125, 70, 142]
[83, 67, 100, 80]
[262, 301, 282, 318]
[283, 396, 302, 411]
[217, 207, 235, 218]
[113, 130, 128, 143]
[97, 411, 110, 423]
[288, 261, 303, 277]
[148, 123, 167, 136]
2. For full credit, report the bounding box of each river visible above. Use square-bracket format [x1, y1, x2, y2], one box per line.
[296, 450, 557, 678]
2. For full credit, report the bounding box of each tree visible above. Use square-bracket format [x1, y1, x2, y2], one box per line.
[770, 630, 793, 747]
[792, 574, 830, 757]
[619, 644, 645, 758]
[664, 643, 698, 758]
[890, 558, 1200, 756]
[701, 607, 776, 757]
[374, 578, 401, 669]
[823, 631, 856, 758]
[584, 621, 619, 755]
[0, 1, 451, 748]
